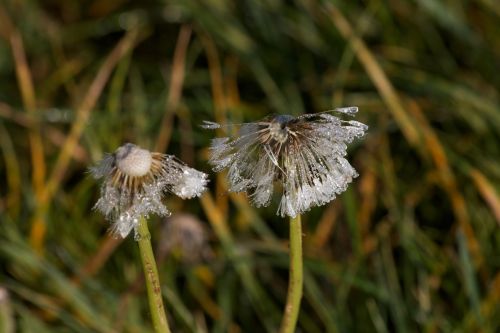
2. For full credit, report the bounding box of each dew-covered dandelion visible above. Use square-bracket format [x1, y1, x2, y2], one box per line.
[90, 143, 208, 238]
[203, 107, 368, 217]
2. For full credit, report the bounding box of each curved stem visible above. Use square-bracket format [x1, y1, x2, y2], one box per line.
[279, 214, 303, 333]
[137, 217, 171, 333]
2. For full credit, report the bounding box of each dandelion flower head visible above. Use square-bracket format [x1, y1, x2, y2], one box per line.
[90, 143, 208, 238]
[203, 107, 368, 217]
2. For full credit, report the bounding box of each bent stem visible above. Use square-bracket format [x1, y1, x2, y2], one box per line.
[137, 217, 171, 333]
[279, 214, 303, 333]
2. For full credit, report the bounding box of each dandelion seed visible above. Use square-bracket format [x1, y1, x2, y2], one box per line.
[90, 143, 208, 238]
[200, 120, 222, 129]
[205, 109, 367, 217]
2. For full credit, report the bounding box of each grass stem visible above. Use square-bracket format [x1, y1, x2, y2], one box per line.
[137, 217, 171, 333]
[279, 214, 303, 333]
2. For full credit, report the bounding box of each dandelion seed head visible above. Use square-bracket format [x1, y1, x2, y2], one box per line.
[90, 143, 207, 238]
[205, 108, 367, 217]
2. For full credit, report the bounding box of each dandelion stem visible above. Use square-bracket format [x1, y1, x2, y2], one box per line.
[279, 214, 303, 333]
[137, 217, 171, 333]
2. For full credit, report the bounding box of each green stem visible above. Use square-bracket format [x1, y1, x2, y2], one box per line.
[137, 217, 171, 333]
[279, 214, 303, 333]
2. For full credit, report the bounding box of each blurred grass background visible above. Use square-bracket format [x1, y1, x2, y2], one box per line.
[0, 0, 499, 332]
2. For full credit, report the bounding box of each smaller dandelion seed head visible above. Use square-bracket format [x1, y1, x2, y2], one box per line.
[90, 143, 208, 238]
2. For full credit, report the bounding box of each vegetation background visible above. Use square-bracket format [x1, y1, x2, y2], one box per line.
[0, 0, 499, 332]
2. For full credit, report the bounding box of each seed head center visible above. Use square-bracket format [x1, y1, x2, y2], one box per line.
[116, 144, 152, 177]
[269, 115, 294, 144]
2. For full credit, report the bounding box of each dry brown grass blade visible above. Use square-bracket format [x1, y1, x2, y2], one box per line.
[311, 201, 340, 250]
[358, 166, 378, 254]
[0, 5, 13, 39]
[9, 31, 39, 117]
[200, 33, 227, 124]
[0, 123, 21, 219]
[189, 270, 222, 320]
[483, 273, 500, 322]
[0, 103, 88, 163]
[10, 37, 46, 192]
[469, 169, 500, 226]
[357, 154, 378, 238]
[199, 192, 232, 244]
[155, 24, 192, 153]
[0, 102, 32, 127]
[200, 33, 230, 219]
[406, 101, 483, 267]
[224, 55, 241, 108]
[229, 192, 261, 233]
[0, 5, 46, 226]
[29, 29, 142, 252]
[324, 3, 420, 145]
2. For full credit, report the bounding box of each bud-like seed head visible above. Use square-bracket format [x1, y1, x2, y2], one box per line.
[90, 143, 208, 238]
